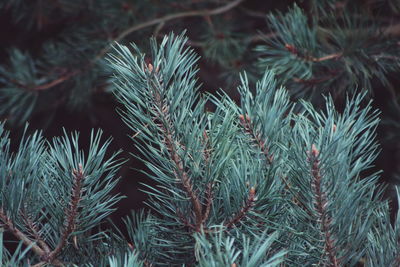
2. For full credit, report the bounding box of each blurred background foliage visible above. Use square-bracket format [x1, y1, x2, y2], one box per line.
[0, 0, 399, 222]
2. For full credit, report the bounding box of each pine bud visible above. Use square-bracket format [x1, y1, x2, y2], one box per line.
[311, 144, 319, 157]
[250, 186, 256, 196]
[285, 43, 297, 54]
[148, 63, 154, 72]
[239, 114, 251, 124]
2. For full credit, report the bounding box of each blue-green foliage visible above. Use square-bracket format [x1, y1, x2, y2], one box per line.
[1, 30, 398, 265]
[0, 123, 124, 265]
[256, 4, 400, 99]
[108, 32, 398, 266]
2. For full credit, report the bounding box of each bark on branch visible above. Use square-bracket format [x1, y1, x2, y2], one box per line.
[308, 144, 339, 267]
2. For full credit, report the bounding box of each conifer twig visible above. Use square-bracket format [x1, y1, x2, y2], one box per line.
[47, 164, 85, 262]
[284, 44, 343, 63]
[30, 70, 80, 91]
[8, 70, 80, 92]
[20, 208, 51, 254]
[0, 208, 46, 258]
[0, 208, 65, 266]
[177, 208, 196, 230]
[308, 144, 339, 267]
[239, 114, 273, 164]
[95, 0, 245, 61]
[201, 183, 214, 225]
[8, 0, 244, 94]
[148, 68, 204, 231]
[225, 187, 256, 229]
[238, 114, 315, 217]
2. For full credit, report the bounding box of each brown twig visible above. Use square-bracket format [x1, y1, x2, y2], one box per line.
[308, 144, 339, 267]
[176, 208, 196, 231]
[225, 187, 256, 229]
[8, 70, 80, 92]
[285, 44, 343, 63]
[0, 204, 67, 266]
[10, 0, 244, 93]
[46, 164, 85, 262]
[238, 114, 314, 218]
[20, 208, 51, 254]
[147, 66, 204, 231]
[201, 183, 214, 225]
[239, 114, 273, 164]
[0, 208, 46, 258]
[31, 70, 80, 91]
[9, 2, 241, 91]
[95, 0, 244, 61]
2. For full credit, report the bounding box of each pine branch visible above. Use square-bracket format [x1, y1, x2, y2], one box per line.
[284, 44, 343, 63]
[239, 114, 273, 164]
[225, 187, 256, 229]
[28, 70, 80, 91]
[0, 208, 46, 258]
[20, 207, 50, 254]
[177, 208, 196, 231]
[201, 183, 214, 225]
[5, 69, 80, 92]
[308, 144, 339, 267]
[95, 0, 244, 61]
[146, 64, 204, 231]
[47, 164, 85, 263]
[238, 112, 315, 219]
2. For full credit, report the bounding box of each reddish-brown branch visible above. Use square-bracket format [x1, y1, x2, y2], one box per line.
[148, 69, 203, 231]
[176, 208, 196, 231]
[202, 130, 211, 164]
[238, 114, 314, 217]
[163, 121, 203, 230]
[31, 71, 79, 91]
[225, 187, 256, 229]
[1, 204, 66, 265]
[308, 144, 339, 267]
[9, 70, 80, 92]
[94, 0, 244, 61]
[201, 183, 213, 225]
[20, 208, 51, 254]
[47, 164, 85, 262]
[285, 44, 343, 63]
[0, 208, 46, 258]
[239, 114, 273, 164]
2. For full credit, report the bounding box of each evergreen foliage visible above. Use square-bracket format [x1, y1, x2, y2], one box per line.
[255, 3, 400, 100]
[106, 32, 397, 266]
[1, 1, 400, 266]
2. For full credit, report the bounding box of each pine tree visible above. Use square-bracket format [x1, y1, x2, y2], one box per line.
[0, 32, 398, 266]
[1, 1, 400, 266]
